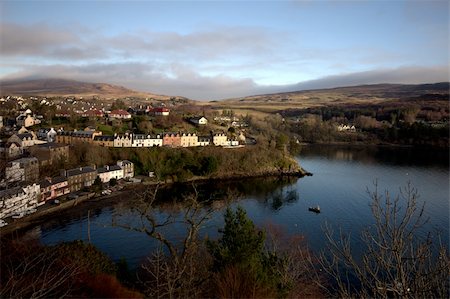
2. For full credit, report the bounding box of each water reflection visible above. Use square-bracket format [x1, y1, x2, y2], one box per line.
[300, 144, 449, 168]
[16, 145, 448, 270]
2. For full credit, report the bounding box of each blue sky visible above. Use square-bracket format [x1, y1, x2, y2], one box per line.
[0, 0, 448, 100]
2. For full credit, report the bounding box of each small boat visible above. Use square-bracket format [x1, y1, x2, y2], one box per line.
[25, 208, 37, 215]
[0, 219, 8, 227]
[308, 206, 321, 213]
[12, 212, 25, 219]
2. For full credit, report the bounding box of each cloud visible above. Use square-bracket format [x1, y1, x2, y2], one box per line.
[0, 21, 279, 63]
[0, 22, 104, 60]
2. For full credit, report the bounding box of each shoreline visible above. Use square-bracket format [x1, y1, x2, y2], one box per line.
[0, 168, 311, 237]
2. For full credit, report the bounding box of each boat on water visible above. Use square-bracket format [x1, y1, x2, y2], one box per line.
[12, 212, 25, 219]
[0, 219, 8, 227]
[25, 208, 37, 215]
[308, 206, 321, 213]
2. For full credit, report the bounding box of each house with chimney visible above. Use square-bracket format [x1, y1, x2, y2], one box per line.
[56, 130, 102, 144]
[113, 133, 133, 147]
[97, 164, 124, 183]
[131, 134, 163, 147]
[117, 160, 134, 178]
[162, 133, 181, 147]
[61, 166, 97, 192]
[197, 136, 211, 146]
[94, 135, 115, 147]
[180, 133, 198, 147]
[39, 176, 70, 202]
[212, 132, 228, 146]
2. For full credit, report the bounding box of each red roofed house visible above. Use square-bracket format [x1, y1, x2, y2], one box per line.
[83, 109, 104, 118]
[109, 109, 131, 119]
[149, 107, 170, 116]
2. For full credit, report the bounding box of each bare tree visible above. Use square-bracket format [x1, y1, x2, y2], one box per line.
[112, 183, 216, 298]
[317, 182, 449, 298]
[0, 240, 81, 299]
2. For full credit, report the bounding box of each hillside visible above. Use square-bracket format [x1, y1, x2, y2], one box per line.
[0, 78, 185, 101]
[209, 83, 449, 117]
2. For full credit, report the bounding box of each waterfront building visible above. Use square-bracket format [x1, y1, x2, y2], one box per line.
[117, 160, 134, 178]
[39, 176, 70, 202]
[61, 166, 97, 193]
[97, 165, 124, 183]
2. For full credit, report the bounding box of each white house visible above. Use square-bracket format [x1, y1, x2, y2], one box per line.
[212, 133, 228, 146]
[190, 116, 208, 126]
[97, 165, 124, 183]
[113, 133, 133, 147]
[0, 183, 40, 219]
[131, 134, 163, 147]
[117, 160, 134, 178]
[180, 133, 198, 147]
[37, 127, 58, 142]
[109, 109, 131, 119]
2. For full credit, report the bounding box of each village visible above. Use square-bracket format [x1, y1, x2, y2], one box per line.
[0, 95, 250, 228]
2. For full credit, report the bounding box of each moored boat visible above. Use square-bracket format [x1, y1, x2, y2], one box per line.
[308, 206, 321, 213]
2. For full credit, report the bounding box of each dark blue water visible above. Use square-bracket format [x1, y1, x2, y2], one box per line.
[25, 145, 449, 268]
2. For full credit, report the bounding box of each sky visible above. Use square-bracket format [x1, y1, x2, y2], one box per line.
[0, 0, 448, 100]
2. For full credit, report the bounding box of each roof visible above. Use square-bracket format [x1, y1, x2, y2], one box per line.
[66, 166, 97, 177]
[9, 157, 38, 165]
[109, 165, 122, 171]
[3, 141, 21, 148]
[33, 142, 68, 149]
[98, 165, 122, 174]
[198, 136, 211, 141]
[52, 176, 67, 184]
[39, 179, 52, 188]
[151, 107, 170, 112]
[110, 109, 130, 116]
[58, 130, 95, 137]
[97, 167, 108, 174]
[94, 135, 114, 141]
[0, 186, 25, 199]
[16, 133, 34, 140]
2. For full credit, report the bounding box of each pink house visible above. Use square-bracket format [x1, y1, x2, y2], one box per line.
[40, 176, 70, 202]
[163, 133, 181, 147]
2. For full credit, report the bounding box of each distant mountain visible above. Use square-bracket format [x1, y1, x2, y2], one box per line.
[236, 82, 450, 101]
[0, 78, 183, 100]
[212, 82, 449, 112]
